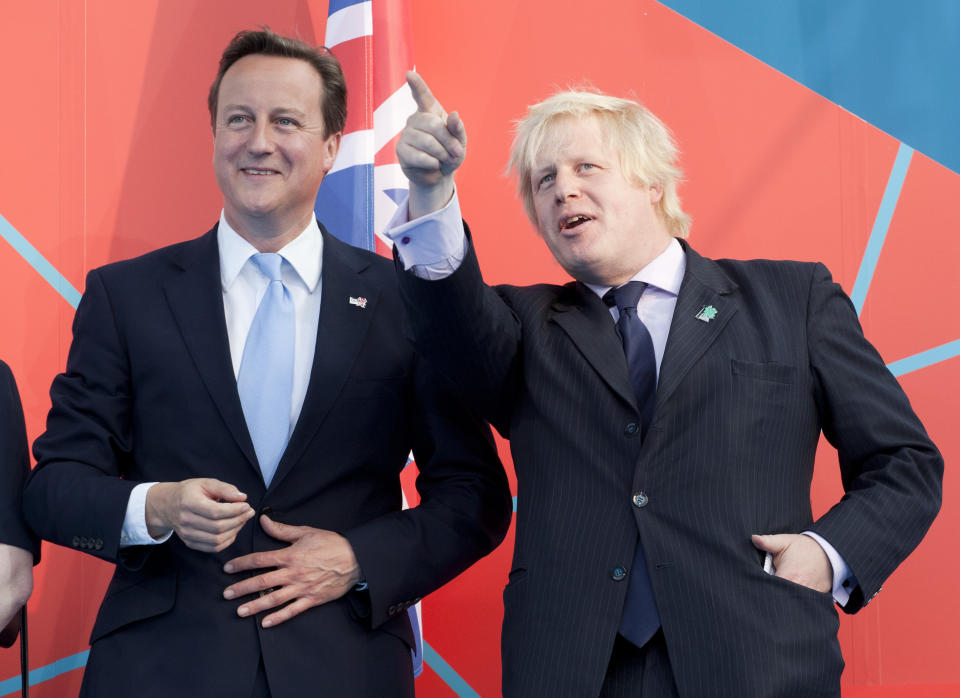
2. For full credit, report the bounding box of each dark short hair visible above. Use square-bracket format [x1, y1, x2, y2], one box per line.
[208, 28, 347, 137]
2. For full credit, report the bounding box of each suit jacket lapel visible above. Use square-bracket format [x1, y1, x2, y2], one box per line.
[551, 282, 638, 410]
[269, 229, 379, 489]
[162, 227, 260, 474]
[655, 242, 739, 410]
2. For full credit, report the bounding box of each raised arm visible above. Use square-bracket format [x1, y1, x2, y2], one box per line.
[397, 71, 467, 219]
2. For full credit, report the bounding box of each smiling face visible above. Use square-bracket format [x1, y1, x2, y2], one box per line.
[213, 54, 341, 250]
[530, 115, 672, 286]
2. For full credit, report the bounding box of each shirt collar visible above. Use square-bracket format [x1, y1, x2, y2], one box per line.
[586, 237, 687, 299]
[217, 211, 324, 292]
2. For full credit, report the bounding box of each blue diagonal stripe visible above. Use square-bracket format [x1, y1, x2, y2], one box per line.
[0, 649, 89, 696]
[0, 643, 485, 696]
[887, 339, 960, 377]
[423, 640, 481, 698]
[1, 642, 489, 697]
[850, 143, 913, 316]
[0, 212, 81, 309]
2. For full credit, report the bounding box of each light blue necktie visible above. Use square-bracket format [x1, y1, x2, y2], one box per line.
[237, 253, 294, 487]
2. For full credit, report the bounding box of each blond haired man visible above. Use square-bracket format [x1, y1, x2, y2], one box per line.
[387, 74, 942, 697]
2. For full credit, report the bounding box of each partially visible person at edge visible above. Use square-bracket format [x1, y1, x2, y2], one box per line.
[0, 361, 38, 645]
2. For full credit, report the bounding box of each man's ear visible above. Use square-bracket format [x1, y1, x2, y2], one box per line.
[321, 131, 343, 174]
[648, 182, 664, 204]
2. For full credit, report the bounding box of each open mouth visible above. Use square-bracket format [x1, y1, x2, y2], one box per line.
[560, 215, 592, 231]
[242, 168, 279, 176]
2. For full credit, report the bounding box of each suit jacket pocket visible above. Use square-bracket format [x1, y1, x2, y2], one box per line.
[89, 567, 177, 644]
[731, 359, 797, 385]
[761, 567, 835, 606]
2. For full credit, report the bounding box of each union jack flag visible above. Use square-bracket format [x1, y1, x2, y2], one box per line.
[315, 0, 415, 256]
[315, 0, 424, 678]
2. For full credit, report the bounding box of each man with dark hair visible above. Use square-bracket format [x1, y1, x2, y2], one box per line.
[388, 73, 942, 697]
[206, 29, 347, 138]
[0, 361, 37, 646]
[24, 31, 511, 698]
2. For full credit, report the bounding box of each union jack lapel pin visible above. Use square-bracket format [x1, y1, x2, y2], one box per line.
[349, 296, 368, 309]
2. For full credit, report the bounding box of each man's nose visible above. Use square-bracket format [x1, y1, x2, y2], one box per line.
[553, 170, 580, 202]
[246, 121, 274, 154]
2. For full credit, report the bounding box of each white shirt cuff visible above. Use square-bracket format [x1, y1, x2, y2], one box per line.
[384, 190, 468, 280]
[802, 530, 857, 607]
[120, 482, 173, 547]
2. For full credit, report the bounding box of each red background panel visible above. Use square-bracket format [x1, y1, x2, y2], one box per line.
[0, 0, 956, 695]
[860, 152, 960, 363]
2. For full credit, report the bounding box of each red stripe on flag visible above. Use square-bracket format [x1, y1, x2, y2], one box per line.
[331, 36, 373, 133]
[373, 0, 413, 107]
[375, 236, 393, 257]
[375, 130, 404, 165]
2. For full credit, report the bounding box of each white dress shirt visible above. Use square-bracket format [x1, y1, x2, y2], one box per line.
[120, 212, 324, 547]
[385, 190, 856, 606]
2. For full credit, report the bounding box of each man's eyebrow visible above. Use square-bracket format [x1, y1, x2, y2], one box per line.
[218, 105, 308, 120]
[532, 164, 556, 178]
[270, 107, 308, 119]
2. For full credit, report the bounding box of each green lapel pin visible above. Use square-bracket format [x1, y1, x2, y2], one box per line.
[695, 305, 718, 322]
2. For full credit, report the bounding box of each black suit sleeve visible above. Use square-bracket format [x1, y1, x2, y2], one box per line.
[24, 269, 141, 563]
[344, 358, 513, 629]
[805, 263, 943, 611]
[0, 361, 39, 562]
[395, 225, 523, 436]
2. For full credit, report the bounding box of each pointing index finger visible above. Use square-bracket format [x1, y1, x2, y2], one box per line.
[406, 70, 445, 117]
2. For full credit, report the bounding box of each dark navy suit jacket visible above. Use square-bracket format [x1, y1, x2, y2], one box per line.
[398, 233, 942, 698]
[0, 361, 37, 561]
[25, 226, 511, 698]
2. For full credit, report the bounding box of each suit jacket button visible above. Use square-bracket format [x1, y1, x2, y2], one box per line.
[624, 423, 639, 436]
[72, 536, 80, 547]
[94, 539, 104, 550]
[80, 536, 89, 548]
[612, 566, 627, 581]
[632, 492, 649, 508]
[260, 506, 273, 517]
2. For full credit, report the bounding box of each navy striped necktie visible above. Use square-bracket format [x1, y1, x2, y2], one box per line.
[603, 280, 661, 647]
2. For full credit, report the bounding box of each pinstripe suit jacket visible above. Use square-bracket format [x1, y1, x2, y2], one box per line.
[398, 234, 942, 698]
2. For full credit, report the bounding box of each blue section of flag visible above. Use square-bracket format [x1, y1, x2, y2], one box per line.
[659, 0, 960, 174]
[408, 606, 424, 677]
[328, 0, 368, 14]
[383, 188, 407, 205]
[315, 164, 375, 251]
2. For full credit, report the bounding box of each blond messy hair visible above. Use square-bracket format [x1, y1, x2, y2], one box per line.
[507, 90, 691, 238]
